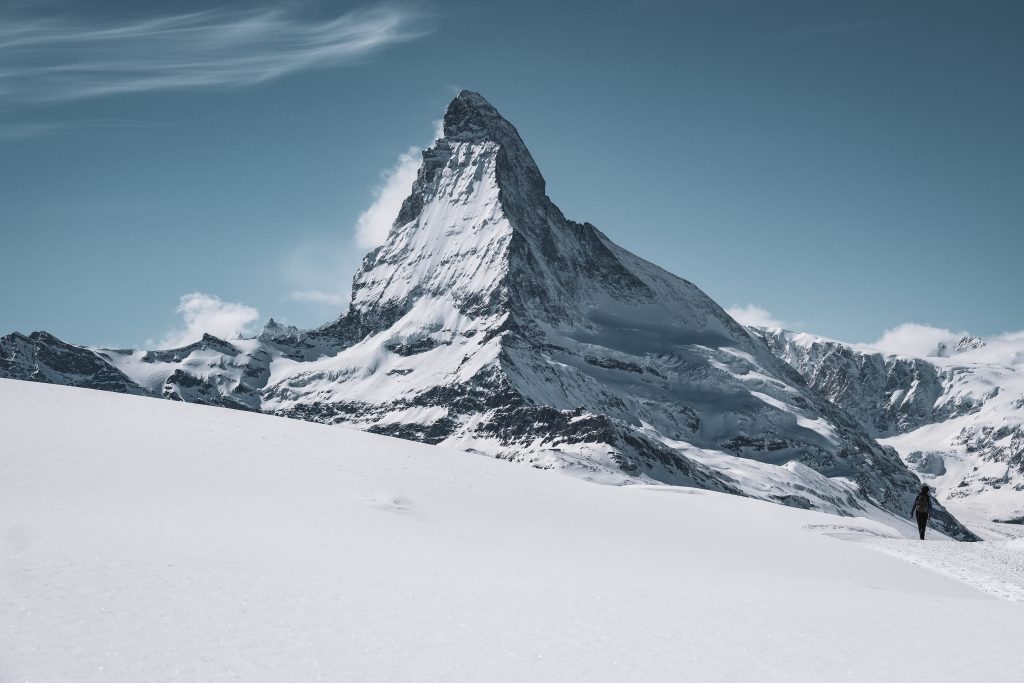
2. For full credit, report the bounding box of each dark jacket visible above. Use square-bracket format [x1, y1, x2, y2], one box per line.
[911, 490, 932, 516]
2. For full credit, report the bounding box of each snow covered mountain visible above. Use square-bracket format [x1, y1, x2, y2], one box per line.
[0, 331, 151, 397]
[0, 91, 977, 539]
[758, 328, 1024, 524]
[0, 330, 273, 410]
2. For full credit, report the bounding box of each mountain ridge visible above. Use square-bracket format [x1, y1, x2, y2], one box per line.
[757, 326, 1024, 524]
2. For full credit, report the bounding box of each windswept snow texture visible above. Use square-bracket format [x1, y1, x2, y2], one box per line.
[0, 91, 975, 539]
[759, 329, 1024, 524]
[2, 381, 1023, 682]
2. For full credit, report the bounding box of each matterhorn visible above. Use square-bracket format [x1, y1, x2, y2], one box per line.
[0, 91, 975, 539]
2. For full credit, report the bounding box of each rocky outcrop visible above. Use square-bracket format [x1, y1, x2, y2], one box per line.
[0, 331, 149, 396]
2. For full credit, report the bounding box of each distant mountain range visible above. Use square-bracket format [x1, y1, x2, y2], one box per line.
[757, 328, 1024, 525]
[6, 91, 1015, 539]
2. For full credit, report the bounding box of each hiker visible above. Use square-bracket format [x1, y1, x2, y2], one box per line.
[910, 484, 932, 540]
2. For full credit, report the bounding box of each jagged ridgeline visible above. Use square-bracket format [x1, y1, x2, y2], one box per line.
[757, 328, 1024, 524]
[0, 91, 977, 539]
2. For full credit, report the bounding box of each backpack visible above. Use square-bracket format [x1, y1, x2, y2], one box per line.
[915, 493, 931, 515]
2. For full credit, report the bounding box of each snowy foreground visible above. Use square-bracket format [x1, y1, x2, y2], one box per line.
[2, 380, 1023, 682]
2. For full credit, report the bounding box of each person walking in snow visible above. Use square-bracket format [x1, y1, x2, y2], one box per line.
[910, 484, 933, 540]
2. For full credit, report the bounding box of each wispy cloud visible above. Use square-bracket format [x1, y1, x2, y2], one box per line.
[0, 117, 167, 140]
[289, 289, 347, 306]
[281, 118, 441, 316]
[726, 304, 785, 329]
[279, 234, 363, 318]
[0, 4, 428, 105]
[355, 118, 444, 248]
[354, 146, 422, 249]
[156, 292, 261, 349]
[868, 322, 968, 358]
[0, 121, 69, 140]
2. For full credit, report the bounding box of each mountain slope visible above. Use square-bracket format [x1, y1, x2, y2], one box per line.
[261, 91, 969, 536]
[4, 379, 1024, 682]
[0, 331, 150, 396]
[758, 328, 1024, 523]
[0, 91, 976, 539]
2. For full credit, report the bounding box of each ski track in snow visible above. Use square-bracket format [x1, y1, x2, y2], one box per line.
[802, 521, 1024, 602]
[864, 537, 1024, 602]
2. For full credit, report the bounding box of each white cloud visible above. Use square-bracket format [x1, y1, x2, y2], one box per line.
[0, 118, 166, 141]
[975, 330, 1024, 367]
[0, 121, 69, 140]
[279, 234, 362, 317]
[726, 304, 784, 329]
[157, 292, 260, 348]
[289, 289, 346, 306]
[354, 119, 444, 249]
[0, 5, 428, 105]
[869, 322, 968, 358]
[997, 330, 1024, 343]
[355, 147, 422, 248]
[279, 120, 443, 315]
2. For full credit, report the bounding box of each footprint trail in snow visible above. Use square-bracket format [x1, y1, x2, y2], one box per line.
[806, 520, 1024, 601]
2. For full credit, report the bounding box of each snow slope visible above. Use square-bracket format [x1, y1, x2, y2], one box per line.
[2, 380, 1023, 682]
[759, 328, 1024, 523]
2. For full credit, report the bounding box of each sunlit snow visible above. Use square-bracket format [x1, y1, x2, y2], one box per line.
[2, 380, 1023, 681]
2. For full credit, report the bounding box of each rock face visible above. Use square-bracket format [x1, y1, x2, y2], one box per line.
[0, 331, 149, 396]
[756, 330, 986, 436]
[758, 328, 1024, 523]
[0, 91, 978, 539]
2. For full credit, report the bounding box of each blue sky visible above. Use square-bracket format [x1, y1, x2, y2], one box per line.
[1, 0, 1021, 351]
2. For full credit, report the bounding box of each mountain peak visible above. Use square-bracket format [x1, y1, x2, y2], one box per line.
[443, 90, 505, 141]
[439, 90, 544, 197]
[453, 89, 492, 109]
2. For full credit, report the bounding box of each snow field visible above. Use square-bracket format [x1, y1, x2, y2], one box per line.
[2, 379, 1023, 682]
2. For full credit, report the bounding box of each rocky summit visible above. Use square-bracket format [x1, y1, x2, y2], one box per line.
[0, 91, 979, 539]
